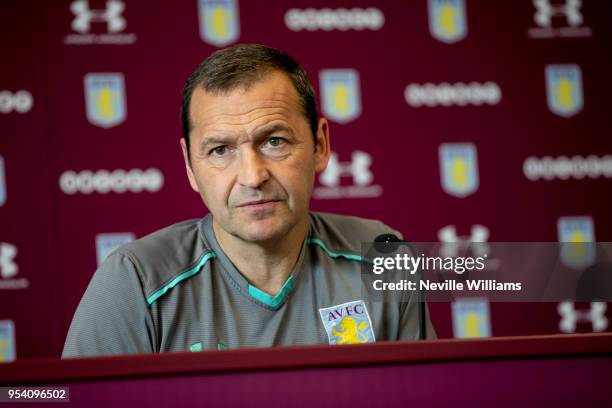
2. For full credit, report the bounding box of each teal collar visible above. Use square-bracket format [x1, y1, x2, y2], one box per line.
[247, 275, 295, 308]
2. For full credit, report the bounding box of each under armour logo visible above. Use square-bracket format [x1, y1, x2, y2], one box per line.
[0, 242, 18, 279]
[558, 301, 608, 333]
[438, 225, 490, 258]
[70, 0, 127, 33]
[320, 151, 373, 187]
[533, 0, 583, 27]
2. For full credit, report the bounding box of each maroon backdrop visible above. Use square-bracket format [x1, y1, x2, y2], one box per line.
[1, 0, 611, 359]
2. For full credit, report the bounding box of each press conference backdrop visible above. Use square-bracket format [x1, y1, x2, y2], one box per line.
[1, 0, 611, 360]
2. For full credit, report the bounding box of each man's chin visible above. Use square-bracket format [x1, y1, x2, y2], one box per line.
[232, 218, 294, 243]
[237, 225, 286, 243]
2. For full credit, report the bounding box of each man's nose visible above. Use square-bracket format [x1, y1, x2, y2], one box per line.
[236, 147, 270, 188]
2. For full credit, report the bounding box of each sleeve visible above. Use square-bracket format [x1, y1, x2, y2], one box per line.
[398, 297, 437, 340]
[62, 252, 156, 358]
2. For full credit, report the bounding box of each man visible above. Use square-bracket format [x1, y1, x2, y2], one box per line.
[63, 44, 435, 357]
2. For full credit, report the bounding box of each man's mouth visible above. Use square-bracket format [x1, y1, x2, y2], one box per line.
[236, 199, 281, 208]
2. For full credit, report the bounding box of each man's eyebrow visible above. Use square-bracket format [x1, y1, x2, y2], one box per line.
[252, 123, 294, 140]
[200, 135, 232, 147]
[199, 133, 237, 153]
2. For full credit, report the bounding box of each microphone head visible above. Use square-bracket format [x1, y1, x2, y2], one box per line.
[374, 234, 400, 243]
[374, 234, 401, 253]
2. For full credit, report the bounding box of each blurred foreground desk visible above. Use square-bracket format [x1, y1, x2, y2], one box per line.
[1, 333, 611, 407]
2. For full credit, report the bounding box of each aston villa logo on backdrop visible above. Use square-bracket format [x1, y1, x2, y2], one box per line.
[319, 69, 362, 124]
[545, 64, 583, 117]
[428, 0, 467, 44]
[84, 73, 127, 128]
[198, 0, 240, 47]
[557, 216, 595, 270]
[439, 143, 479, 198]
[452, 298, 491, 339]
[0, 320, 16, 363]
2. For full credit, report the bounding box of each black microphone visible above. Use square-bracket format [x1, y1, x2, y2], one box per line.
[374, 234, 427, 340]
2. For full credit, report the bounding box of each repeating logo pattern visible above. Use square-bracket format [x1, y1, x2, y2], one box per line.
[1, 0, 610, 360]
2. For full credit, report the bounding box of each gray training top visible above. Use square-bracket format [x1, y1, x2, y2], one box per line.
[63, 212, 436, 357]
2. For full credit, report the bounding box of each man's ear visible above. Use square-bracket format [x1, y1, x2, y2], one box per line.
[314, 117, 331, 173]
[180, 138, 200, 193]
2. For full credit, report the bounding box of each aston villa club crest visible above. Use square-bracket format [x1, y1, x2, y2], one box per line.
[545, 64, 583, 117]
[452, 299, 491, 339]
[198, 0, 240, 47]
[319, 69, 362, 124]
[557, 216, 595, 270]
[439, 143, 479, 198]
[0, 320, 16, 363]
[319, 300, 375, 345]
[428, 0, 467, 44]
[84, 73, 127, 128]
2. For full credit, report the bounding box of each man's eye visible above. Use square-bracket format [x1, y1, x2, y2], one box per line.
[266, 137, 286, 148]
[211, 146, 227, 156]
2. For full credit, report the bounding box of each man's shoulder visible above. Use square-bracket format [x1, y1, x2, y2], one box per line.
[111, 218, 212, 296]
[119, 218, 207, 258]
[309, 212, 402, 253]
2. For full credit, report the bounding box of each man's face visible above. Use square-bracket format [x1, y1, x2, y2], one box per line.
[181, 70, 330, 244]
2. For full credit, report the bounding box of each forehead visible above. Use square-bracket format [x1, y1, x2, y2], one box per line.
[189, 70, 304, 133]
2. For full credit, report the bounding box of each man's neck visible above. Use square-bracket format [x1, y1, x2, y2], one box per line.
[212, 218, 309, 296]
